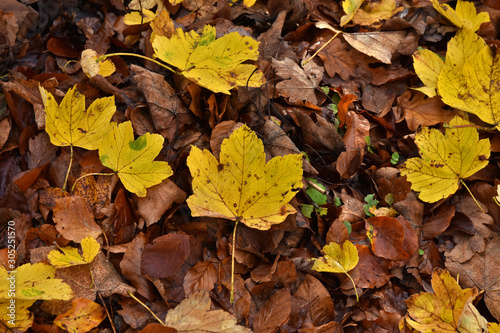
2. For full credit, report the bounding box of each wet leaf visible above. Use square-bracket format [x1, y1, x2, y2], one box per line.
[400, 116, 490, 203]
[99, 121, 173, 197]
[186, 124, 303, 230]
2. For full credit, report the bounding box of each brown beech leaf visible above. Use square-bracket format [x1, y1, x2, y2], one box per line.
[294, 274, 335, 326]
[53, 196, 102, 243]
[142, 234, 190, 278]
[53, 298, 105, 333]
[137, 179, 187, 226]
[349, 245, 392, 290]
[120, 233, 154, 300]
[183, 261, 218, 297]
[446, 236, 500, 321]
[422, 204, 455, 240]
[288, 108, 345, 153]
[272, 58, 323, 104]
[398, 91, 455, 131]
[253, 288, 291, 333]
[132, 65, 195, 141]
[366, 216, 418, 261]
[336, 111, 370, 179]
[139, 323, 177, 333]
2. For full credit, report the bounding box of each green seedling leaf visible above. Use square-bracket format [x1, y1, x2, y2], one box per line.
[363, 194, 379, 216]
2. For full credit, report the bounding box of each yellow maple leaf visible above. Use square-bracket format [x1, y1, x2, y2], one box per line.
[352, 0, 403, 26]
[405, 268, 486, 332]
[99, 121, 173, 197]
[490, 323, 500, 333]
[340, 0, 365, 27]
[0, 263, 73, 330]
[412, 49, 444, 98]
[48, 235, 100, 268]
[39, 85, 116, 151]
[123, 8, 156, 25]
[54, 298, 106, 333]
[431, 0, 489, 32]
[439, 44, 500, 131]
[152, 25, 265, 94]
[400, 116, 490, 203]
[80, 49, 116, 78]
[186, 124, 303, 230]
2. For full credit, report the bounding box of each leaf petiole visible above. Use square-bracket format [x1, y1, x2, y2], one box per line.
[127, 291, 166, 326]
[96, 53, 177, 74]
[62, 145, 73, 192]
[71, 172, 116, 193]
[230, 220, 238, 303]
[460, 179, 485, 213]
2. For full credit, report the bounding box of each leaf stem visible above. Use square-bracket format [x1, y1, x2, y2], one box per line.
[302, 31, 341, 66]
[460, 179, 485, 213]
[96, 53, 177, 74]
[71, 172, 116, 192]
[62, 145, 73, 192]
[127, 291, 166, 326]
[346, 272, 359, 302]
[230, 220, 238, 303]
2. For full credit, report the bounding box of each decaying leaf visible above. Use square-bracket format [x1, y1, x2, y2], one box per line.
[39, 85, 116, 150]
[152, 25, 265, 94]
[186, 124, 303, 230]
[352, 0, 403, 26]
[400, 116, 490, 203]
[123, 8, 156, 25]
[163, 290, 251, 332]
[405, 268, 487, 332]
[0, 263, 73, 330]
[53, 298, 106, 333]
[99, 121, 173, 197]
[340, 0, 365, 26]
[48, 235, 100, 268]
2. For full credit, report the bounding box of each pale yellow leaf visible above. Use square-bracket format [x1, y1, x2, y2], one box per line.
[431, 0, 489, 32]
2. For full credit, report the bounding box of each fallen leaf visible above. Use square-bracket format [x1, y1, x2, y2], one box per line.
[53, 196, 102, 243]
[99, 121, 173, 197]
[48, 235, 100, 268]
[272, 58, 323, 105]
[80, 49, 116, 78]
[142, 234, 190, 278]
[0, 263, 73, 330]
[53, 298, 106, 333]
[39, 85, 116, 150]
[311, 240, 359, 275]
[412, 48, 444, 97]
[431, 0, 489, 31]
[446, 236, 500, 321]
[253, 288, 291, 333]
[186, 124, 303, 230]
[352, 0, 403, 26]
[343, 30, 407, 64]
[404, 268, 486, 332]
[183, 261, 218, 297]
[400, 116, 490, 203]
[294, 274, 335, 326]
[152, 25, 265, 94]
[123, 8, 156, 25]
[340, 0, 365, 26]
[163, 290, 252, 332]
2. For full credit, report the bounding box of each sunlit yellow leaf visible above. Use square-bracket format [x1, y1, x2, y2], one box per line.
[48, 247, 86, 268]
[400, 116, 490, 203]
[352, 0, 403, 26]
[340, 0, 365, 26]
[48, 235, 100, 268]
[80, 49, 116, 78]
[186, 125, 303, 230]
[81, 235, 100, 264]
[490, 322, 500, 333]
[405, 269, 483, 332]
[152, 25, 265, 94]
[311, 241, 359, 274]
[431, 0, 489, 32]
[54, 298, 106, 333]
[40, 85, 116, 151]
[439, 45, 500, 131]
[412, 49, 444, 97]
[243, 0, 256, 7]
[123, 8, 156, 25]
[0, 300, 35, 331]
[99, 121, 173, 197]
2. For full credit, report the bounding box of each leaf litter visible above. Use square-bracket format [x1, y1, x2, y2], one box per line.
[1, 0, 500, 331]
